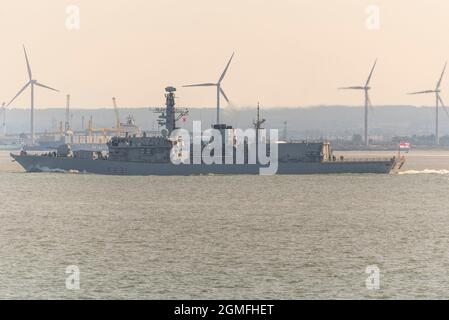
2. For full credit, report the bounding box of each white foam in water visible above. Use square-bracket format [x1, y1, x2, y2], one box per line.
[399, 169, 449, 175]
[35, 166, 65, 173]
[36, 166, 80, 174]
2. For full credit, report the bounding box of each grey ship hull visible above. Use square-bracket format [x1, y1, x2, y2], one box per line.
[10, 154, 401, 175]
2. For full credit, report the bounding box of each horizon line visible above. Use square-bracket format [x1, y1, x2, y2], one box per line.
[2, 104, 439, 110]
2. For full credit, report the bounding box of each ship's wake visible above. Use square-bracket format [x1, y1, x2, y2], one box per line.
[31, 166, 82, 174]
[398, 169, 449, 175]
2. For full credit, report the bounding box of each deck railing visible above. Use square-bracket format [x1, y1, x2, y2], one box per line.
[329, 157, 394, 162]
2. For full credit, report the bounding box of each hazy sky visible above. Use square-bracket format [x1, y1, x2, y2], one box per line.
[1, 0, 449, 109]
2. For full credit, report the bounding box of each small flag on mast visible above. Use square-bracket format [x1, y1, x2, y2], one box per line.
[399, 142, 411, 152]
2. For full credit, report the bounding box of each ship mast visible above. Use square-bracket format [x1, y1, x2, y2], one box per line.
[153, 87, 189, 136]
[253, 102, 265, 161]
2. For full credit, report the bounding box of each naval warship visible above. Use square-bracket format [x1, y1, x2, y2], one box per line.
[10, 87, 405, 175]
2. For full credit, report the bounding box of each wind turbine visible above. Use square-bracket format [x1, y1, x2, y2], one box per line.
[7, 46, 59, 145]
[339, 59, 377, 147]
[183, 52, 234, 125]
[408, 62, 449, 145]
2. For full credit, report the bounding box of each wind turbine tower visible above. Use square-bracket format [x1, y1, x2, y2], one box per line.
[1, 102, 6, 136]
[282, 121, 288, 141]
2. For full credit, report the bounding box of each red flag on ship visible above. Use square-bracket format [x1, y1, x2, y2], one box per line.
[399, 142, 411, 153]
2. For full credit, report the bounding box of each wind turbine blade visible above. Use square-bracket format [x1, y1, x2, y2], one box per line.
[35, 82, 59, 92]
[218, 52, 235, 83]
[23, 45, 32, 81]
[437, 95, 449, 119]
[182, 83, 216, 87]
[437, 61, 447, 90]
[408, 90, 435, 95]
[338, 86, 365, 90]
[365, 58, 377, 87]
[7, 81, 31, 106]
[220, 87, 230, 103]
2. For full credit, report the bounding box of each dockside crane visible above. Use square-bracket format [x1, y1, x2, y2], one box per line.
[65, 94, 71, 133]
[112, 97, 121, 136]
